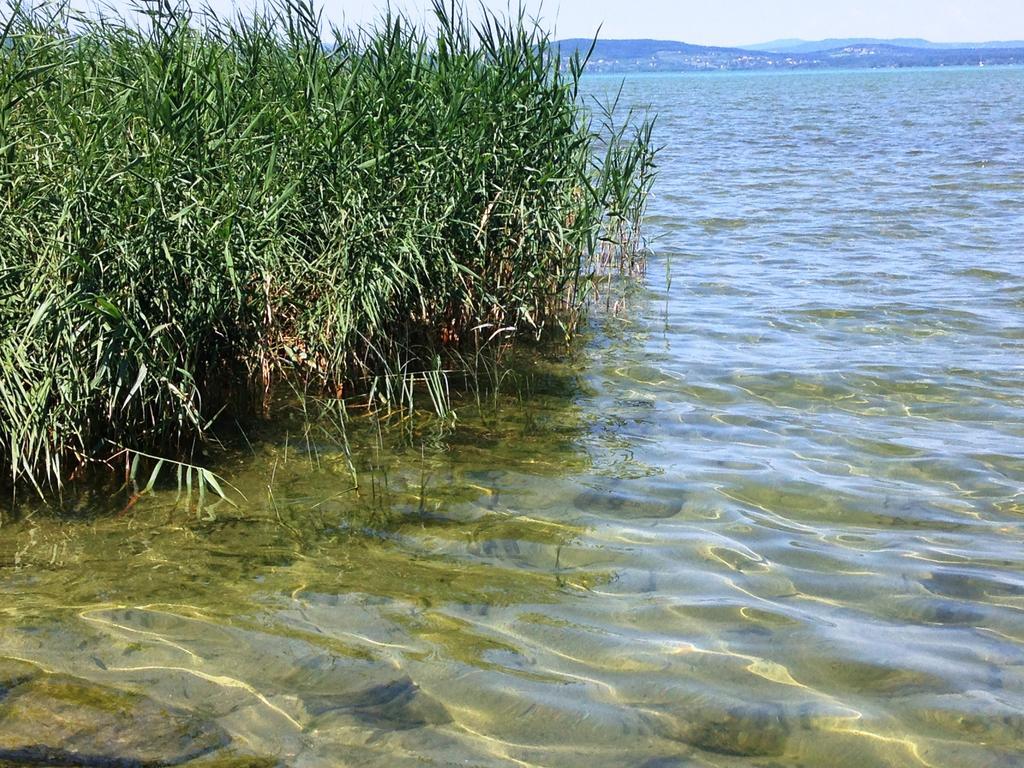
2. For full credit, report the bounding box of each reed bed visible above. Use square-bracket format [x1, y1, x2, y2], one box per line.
[0, 0, 656, 490]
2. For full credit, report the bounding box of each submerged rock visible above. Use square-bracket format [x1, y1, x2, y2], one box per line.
[922, 570, 1024, 601]
[573, 488, 681, 520]
[647, 701, 790, 757]
[180, 754, 281, 768]
[901, 596, 989, 627]
[0, 658, 39, 695]
[908, 695, 1024, 747]
[301, 674, 450, 730]
[811, 656, 950, 698]
[633, 759, 689, 768]
[0, 673, 228, 766]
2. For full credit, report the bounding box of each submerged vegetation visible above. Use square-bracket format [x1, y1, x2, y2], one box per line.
[0, 0, 656, 490]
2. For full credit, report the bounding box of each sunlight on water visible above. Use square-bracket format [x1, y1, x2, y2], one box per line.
[1, 67, 1023, 767]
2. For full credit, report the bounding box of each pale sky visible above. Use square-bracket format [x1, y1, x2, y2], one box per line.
[99, 1, 1024, 46]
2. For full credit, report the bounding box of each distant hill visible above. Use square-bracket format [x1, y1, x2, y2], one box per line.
[557, 39, 750, 59]
[745, 38, 1024, 53]
[559, 38, 1024, 73]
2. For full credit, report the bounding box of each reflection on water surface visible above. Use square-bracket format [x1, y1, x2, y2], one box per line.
[2, 66, 1024, 767]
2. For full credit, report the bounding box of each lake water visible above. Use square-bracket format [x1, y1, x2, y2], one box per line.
[2, 67, 1023, 766]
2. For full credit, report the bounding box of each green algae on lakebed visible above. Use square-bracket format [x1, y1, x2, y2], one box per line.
[0, 659, 231, 766]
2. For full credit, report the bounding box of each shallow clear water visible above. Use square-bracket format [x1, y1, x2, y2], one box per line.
[2, 67, 1024, 767]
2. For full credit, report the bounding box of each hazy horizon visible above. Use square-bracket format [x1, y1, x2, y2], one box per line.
[82, 0, 1024, 47]
[555, 34, 1024, 47]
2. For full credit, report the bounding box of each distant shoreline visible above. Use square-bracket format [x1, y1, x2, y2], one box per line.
[560, 38, 1024, 74]
[581, 63, 1024, 78]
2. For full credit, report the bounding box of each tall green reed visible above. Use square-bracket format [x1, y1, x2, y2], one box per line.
[0, 0, 656, 491]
